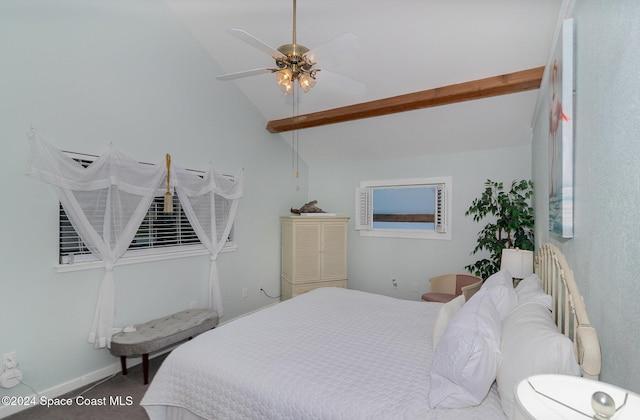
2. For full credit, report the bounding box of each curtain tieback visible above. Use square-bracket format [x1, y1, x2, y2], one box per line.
[105, 262, 114, 271]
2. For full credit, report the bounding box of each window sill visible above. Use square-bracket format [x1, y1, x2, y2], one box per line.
[358, 230, 451, 240]
[53, 244, 238, 273]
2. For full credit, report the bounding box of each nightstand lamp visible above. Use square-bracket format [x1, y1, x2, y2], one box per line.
[514, 374, 639, 419]
[501, 248, 533, 286]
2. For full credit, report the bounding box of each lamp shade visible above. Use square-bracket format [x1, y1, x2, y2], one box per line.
[500, 248, 534, 279]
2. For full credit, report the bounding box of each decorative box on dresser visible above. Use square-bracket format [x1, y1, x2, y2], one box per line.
[281, 215, 349, 300]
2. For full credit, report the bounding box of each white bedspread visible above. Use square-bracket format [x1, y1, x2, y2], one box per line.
[141, 288, 506, 419]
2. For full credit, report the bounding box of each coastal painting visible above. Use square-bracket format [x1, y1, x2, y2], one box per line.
[549, 18, 574, 238]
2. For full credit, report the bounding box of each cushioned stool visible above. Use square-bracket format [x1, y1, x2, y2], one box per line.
[109, 309, 218, 384]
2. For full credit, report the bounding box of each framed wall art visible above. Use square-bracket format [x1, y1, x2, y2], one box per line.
[549, 18, 574, 238]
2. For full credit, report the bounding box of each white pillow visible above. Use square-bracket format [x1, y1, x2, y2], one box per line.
[432, 295, 465, 351]
[482, 270, 518, 320]
[428, 288, 501, 408]
[483, 269, 513, 289]
[486, 284, 518, 320]
[515, 273, 552, 309]
[496, 303, 580, 417]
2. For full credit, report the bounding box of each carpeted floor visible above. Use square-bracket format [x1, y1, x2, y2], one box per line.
[5, 353, 168, 420]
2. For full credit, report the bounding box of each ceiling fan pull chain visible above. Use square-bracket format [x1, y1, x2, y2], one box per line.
[293, 83, 300, 179]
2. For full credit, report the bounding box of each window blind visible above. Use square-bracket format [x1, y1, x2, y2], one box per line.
[58, 155, 232, 264]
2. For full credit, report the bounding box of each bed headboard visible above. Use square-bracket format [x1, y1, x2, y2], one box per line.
[534, 243, 602, 380]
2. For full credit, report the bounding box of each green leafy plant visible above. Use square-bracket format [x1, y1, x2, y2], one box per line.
[465, 179, 534, 279]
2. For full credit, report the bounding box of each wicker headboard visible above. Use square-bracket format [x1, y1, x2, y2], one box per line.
[534, 243, 602, 380]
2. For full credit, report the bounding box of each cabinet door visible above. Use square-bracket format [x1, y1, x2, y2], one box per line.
[293, 223, 321, 282]
[320, 222, 347, 280]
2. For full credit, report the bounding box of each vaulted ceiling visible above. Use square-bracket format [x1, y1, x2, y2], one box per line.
[165, 0, 562, 164]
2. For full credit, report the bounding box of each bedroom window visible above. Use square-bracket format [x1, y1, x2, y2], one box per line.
[355, 176, 451, 240]
[58, 152, 234, 267]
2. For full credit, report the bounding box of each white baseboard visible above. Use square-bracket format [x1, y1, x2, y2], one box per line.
[0, 352, 170, 419]
[0, 362, 120, 418]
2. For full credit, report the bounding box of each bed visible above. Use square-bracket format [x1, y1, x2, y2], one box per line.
[141, 244, 601, 419]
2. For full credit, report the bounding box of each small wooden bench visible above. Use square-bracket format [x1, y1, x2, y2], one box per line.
[109, 309, 219, 384]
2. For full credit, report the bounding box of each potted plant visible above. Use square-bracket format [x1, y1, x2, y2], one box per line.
[465, 179, 534, 279]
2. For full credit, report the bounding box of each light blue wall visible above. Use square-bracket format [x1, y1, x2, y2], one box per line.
[0, 0, 307, 409]
[532, 0, 640, 392]
[309, 146, 532, 300]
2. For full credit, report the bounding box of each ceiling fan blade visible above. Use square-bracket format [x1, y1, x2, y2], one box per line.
[217, 68, 274, 81]
[227, 28, 285, 59]
[315, 70, 366, 96]
[307, 33, 359, 69]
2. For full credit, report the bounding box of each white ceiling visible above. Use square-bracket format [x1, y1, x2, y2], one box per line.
[165, 0, 562, 164]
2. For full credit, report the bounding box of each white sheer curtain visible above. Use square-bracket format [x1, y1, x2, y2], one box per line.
[173, 166, 243, 317]
[25, 132, 242, 348]
[26, 133, 165, 348]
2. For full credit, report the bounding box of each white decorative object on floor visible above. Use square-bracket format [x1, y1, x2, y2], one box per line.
[514, 374, 640, 419]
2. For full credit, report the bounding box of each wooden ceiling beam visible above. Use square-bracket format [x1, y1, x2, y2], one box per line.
[266, 66, 544, 133]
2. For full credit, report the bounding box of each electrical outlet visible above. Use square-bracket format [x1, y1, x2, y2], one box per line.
[258, 283, 263, 291]
[242, 287, 248, 299]
[392, 278, 398, 288]
[189, 301, 198, 309]
[412, 282, 419, 292]
[2, 352, 16, 371]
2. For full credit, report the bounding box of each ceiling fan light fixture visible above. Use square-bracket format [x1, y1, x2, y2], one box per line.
[218, 1, 361, 97]
[299, 73, 316, 93]
[276, 68, 293, 86]
[279, 82, 294, 95]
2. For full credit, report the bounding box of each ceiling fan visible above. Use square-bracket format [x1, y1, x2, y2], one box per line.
[216, 0, 364, 96]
